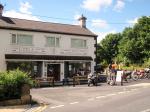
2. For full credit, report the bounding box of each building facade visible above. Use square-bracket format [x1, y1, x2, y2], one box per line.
[0, 5, 97, 81]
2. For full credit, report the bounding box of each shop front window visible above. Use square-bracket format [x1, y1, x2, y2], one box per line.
[68, 62, 91, 77]
[6, 61, 42, 78]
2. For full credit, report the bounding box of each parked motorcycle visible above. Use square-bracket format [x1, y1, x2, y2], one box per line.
[131, 70, 139, 81]
[130, 68, 150, 80]
[88, 73, 97, 86]
[122, 70, 132, 82]
[144, 68, 150, 79]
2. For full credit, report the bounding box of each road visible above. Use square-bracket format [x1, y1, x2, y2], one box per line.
[31, 80, 150, 112]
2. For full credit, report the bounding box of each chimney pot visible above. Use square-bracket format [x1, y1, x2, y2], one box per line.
[78, 14, 87, 28]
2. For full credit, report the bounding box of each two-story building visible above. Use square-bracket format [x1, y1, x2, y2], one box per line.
[0, 4, 97, 81]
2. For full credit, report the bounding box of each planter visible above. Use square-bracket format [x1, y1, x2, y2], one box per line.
[0, 99, 21, 106]
[0, 84, 32, 106]
[21, 84, 32, 104]
[21, 84, 30, 96]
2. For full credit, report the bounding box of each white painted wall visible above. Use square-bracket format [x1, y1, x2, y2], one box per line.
[0, 29, 96, 71]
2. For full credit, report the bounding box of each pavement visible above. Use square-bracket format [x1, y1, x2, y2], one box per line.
[0, 105, 30, 112]
[0, 104, 48, 112]
[0, 79, 150, 112]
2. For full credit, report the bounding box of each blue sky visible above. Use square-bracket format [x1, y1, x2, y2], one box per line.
[0, 0, 150, 42]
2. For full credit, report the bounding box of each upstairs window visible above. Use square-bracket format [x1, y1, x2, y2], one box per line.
[71, 38, 87, 48]
[46, 37, 60, 47]
[11, 34, 33, 46]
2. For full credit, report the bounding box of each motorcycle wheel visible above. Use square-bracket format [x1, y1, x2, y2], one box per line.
[110, 80, 115, 86]
[147, 73, 150, 79]
[132, 75, 138, 81]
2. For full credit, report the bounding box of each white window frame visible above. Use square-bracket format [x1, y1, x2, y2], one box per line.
[11, 33, 33, 46]
[46, 36, 60, 47]
[71, 38, 87, 48]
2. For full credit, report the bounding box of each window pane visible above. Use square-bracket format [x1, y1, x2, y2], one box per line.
[78, 40, 83, 47]
[56, 38, 59, 47]
[12, 34, 16, 44]
[47, 37, 55, 47]
[17, 34, 32, 45]
[83, 40, 86, 47]
[71, 39, 86, 48]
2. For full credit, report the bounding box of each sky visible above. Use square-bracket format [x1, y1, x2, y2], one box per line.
[0, 0, 150, 42]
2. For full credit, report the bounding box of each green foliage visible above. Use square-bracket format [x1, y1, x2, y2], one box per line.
[0, 69, 33, 101]
[97, 16, 150, 67]
[143, 58, 150, 67]
[97, 33, 122, 64]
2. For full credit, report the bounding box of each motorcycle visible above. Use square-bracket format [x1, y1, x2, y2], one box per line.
[88, 73, 97, 86]
[144, 68, 150, 79]
[131, 70, 139, 81]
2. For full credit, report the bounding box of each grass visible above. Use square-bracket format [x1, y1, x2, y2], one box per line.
[121, 66, 145, 70]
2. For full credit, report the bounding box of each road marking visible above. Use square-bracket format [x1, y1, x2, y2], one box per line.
[32, 104, 48, 112]
[70, 102, 79, 104]
[140, 108, 150, 112]
[118, 91, 125, 94]
[36, 105, 47, 112]
[31, 106, 42, 112]
[50, 105, 64, 109]
[106, 93, 116, 96]
[88, 98, 95, 101]
[96, 95, 106, 99]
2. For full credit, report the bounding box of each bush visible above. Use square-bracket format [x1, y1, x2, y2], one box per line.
[143, 58, 150, 67]
[0, 69, 33, 101]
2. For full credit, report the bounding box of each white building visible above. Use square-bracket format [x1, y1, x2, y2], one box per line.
[0, 5, 97, 81]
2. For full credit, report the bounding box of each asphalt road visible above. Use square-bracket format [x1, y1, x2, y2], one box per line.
[31, 79, 150, 112]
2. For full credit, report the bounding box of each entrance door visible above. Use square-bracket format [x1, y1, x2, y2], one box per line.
[47, 64, 60, 81]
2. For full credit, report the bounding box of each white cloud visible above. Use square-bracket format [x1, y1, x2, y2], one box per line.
[72, 14, 81, 25]
[20, 2, 32, 14]
[91, 19, 109, 29]
[95, 30, 117, 42]
[113, 0, 125, 12]
[3, 10, 40, 21]
[81, 0, 112, 12]
[74, 14, 80, 20]
[3, 1, 40, 21]
[127, 17, 138, 25]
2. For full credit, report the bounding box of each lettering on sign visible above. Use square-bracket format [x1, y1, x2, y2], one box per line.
[60, 49, 87, 56]
[9, 47, 47, 54]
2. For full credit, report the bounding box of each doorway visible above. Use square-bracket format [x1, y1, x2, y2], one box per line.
[47, 64, 60, 81]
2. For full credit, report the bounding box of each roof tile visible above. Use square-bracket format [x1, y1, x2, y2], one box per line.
[0, 17, 97, 37]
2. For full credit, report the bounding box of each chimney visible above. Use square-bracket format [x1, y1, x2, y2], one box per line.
[78, 14, 87, 28]
[0, 4, 4, 17]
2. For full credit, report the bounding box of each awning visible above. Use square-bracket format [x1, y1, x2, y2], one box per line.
[5, 54, 93, 61]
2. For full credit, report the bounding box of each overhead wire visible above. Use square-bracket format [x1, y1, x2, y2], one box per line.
[3, 9, 136, 25]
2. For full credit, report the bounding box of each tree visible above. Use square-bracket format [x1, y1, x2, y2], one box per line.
[97, 16, 150, 66]
[97, 33, 122, 64]
[119, 16, 150, 64]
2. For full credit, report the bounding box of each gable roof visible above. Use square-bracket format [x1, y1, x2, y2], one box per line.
[0, 16, 97, 37]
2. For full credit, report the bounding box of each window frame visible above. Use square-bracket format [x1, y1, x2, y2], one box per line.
[46, 36, 60, 47]
[71, 38, 87, 49]
[11, 33, 33, 46]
